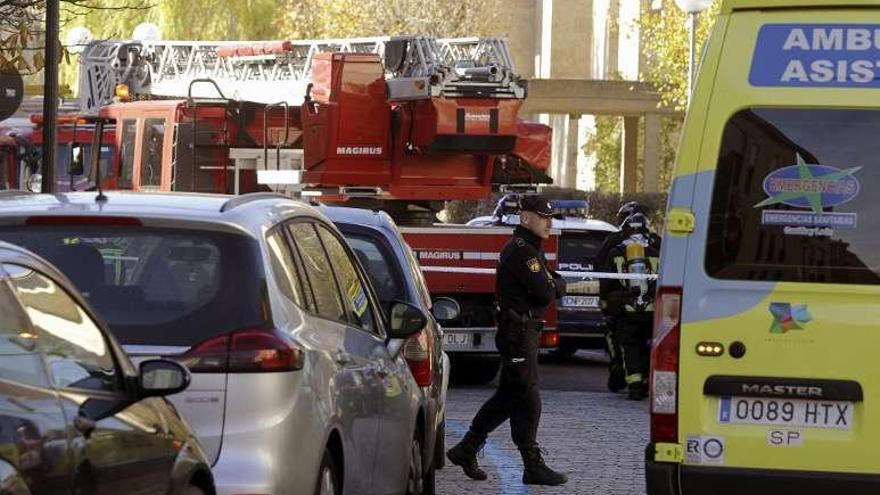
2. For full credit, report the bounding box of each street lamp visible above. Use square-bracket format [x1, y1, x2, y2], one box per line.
[132, 22, 162, 42]
[64, 26, 93, 55]
[673, 0, 712, 100]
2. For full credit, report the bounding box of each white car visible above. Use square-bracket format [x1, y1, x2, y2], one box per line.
[0, 191, 431, 495]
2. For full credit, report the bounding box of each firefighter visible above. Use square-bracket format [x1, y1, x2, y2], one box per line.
[596, 201, 660, 393]
[447, 195, 568, 486]
[598, 212, 660, 400]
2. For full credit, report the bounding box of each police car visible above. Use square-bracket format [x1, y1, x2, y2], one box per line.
[647, 1, 880, 494]
[468, 199, 618, 354]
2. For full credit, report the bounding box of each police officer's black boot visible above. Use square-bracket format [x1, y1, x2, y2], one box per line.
[446, 431, 488, 481]
[519, 445, 568, 486]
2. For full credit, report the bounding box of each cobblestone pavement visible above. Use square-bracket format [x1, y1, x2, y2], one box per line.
[436, 386, 649, 495]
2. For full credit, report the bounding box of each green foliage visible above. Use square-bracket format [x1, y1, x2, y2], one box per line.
[639, 0, 720, 111]
[583, 116, 622, 193]
[276, 0, 511, 39]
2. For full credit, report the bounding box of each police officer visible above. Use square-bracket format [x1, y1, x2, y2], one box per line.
[598, 212, 660, 400]
[447, 195, 568, 486]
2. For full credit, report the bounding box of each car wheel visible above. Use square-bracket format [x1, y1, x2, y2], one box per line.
[181, 486, 206, 495]
[407, 433, 425, 495]
[315, 449, 341, 495]
[552, 344, 578, 357]
[433, 418, 446, 469]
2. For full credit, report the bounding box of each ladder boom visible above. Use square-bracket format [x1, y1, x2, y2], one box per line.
[78, 35, 525, 115]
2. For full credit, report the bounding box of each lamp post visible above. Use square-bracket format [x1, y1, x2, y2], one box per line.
[41, 0, 60, 193]
[673, 0, 712, 100]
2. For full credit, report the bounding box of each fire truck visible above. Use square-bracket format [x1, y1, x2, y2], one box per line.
[0, 112, 115, 192]
[71, 34, 559, 382]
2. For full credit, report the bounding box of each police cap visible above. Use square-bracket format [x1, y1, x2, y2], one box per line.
[520, 195, 554, 217]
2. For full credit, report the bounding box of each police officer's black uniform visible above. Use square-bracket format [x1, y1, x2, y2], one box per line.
[447, 195, 568, 486]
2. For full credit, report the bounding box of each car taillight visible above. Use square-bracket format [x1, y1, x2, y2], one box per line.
[180, 327, 304, 373]
[540, 329, 559, 348]
[404, 329, 433, 387]
[650, 286, 682, 444]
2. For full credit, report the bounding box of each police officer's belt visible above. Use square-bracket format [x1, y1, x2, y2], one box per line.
[497, 307, 543, 330]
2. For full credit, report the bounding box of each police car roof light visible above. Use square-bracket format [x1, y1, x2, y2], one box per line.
[550, 199, 589, 218]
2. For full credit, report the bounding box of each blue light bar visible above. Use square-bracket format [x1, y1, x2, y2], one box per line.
[550, 199, 589, 218]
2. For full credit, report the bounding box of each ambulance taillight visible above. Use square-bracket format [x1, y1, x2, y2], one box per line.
[650, 286, 682, 444]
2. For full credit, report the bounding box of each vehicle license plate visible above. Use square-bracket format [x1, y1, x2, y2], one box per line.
[562, 295, 599, 308]
[718, 396, 854, 429]
[444, 332, 471, 348]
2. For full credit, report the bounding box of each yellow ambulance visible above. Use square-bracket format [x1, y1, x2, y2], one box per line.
[647, 1, 880, 493]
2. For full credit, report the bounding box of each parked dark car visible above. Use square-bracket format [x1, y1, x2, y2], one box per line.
[0, 240, 214, 495]
[321, 205, 453, 487]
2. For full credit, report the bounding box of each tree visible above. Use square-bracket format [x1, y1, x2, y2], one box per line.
[639, 0, 719, 111]
[0, 0, 154, 78]
[637, 1, 719, 193]
[276, 0, 511, 40]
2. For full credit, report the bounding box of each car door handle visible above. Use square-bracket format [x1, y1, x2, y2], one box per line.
[335, 351, 352, 366]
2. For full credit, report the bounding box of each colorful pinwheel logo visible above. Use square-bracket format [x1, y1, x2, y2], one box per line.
[769, 303, 812, 334]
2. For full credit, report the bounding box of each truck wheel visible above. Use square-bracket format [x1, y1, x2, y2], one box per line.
[552, 344, 578, 357]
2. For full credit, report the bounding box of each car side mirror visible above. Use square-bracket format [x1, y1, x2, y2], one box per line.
[138, 359, 190, 398]
[69, 144, 85, 176]
[388, 301, 427, 339]
[431, 297, 461, 324]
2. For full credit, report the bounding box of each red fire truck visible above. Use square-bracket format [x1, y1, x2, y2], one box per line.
[72, 35, 558, 382]
[0, 114, 114, 192]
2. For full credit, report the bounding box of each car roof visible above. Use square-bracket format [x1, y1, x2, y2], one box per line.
[0, 191, 325, 237]
[467, 214, 618, 233]
[318, 204, 394, 230]
[721, 0, 874, 13]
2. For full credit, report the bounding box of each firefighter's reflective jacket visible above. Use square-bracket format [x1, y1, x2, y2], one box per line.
[598, 233, 661, 315]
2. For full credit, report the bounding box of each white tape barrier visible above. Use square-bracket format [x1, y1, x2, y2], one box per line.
[418, 265, 658, 281]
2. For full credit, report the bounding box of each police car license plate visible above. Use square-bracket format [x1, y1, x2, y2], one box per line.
[718, 397, 854, 429]
[562, 296, 599, 308]
[444, 332, 471, 349]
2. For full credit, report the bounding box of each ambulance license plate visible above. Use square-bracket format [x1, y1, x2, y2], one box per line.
[718, 396, 854, 429]
[562, 296, 599, 308]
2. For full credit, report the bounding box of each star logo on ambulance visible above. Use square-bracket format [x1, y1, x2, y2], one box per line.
[768, 302, 812, 334]
[754, 154, 861, 213]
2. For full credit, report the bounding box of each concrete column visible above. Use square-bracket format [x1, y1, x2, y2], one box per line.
[620, 115, 639, 193]
[505, 0, 540, 79]
[644, 113, 661, 192]
[565, 113, 581, 189]
[550, 0, 592, 79]
[606, 0, 620, 79]
[551, 114, 568, 186]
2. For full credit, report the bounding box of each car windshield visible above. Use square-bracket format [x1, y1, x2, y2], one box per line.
[0, 226, 268, 346]
[559, 231, 608, 272]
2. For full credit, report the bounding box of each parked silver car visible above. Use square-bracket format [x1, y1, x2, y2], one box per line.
[0, 191, 429, 495]
[321, 206, 452, 494]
